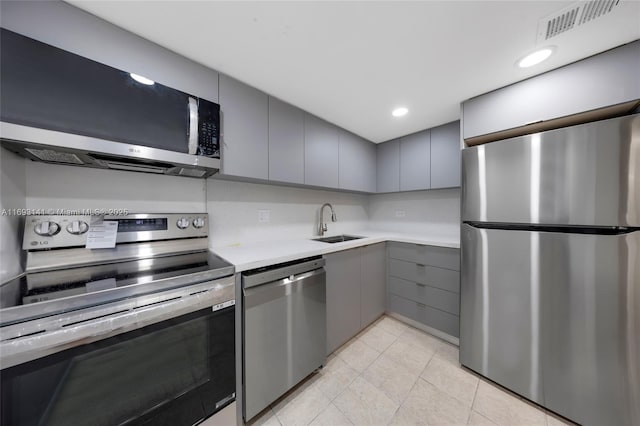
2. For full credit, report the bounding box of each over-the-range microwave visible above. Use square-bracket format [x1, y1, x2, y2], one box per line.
[0, 28, 220, 178]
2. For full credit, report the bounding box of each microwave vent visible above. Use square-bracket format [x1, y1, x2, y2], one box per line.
[538, 0, 620, 42]
[25, 148, 85, 164]
[101, 160, 167, 174]
[177, 168, 207, 178]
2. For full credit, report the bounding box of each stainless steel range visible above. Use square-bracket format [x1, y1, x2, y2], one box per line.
[0, 213, 236, 426]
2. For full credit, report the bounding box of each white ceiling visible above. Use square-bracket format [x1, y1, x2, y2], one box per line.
[67, 1, 640, 143]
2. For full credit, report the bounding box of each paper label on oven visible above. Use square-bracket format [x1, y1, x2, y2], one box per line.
[86, 221, 118, 249]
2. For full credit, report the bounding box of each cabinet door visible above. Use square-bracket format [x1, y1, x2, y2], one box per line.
[363, 140, 377, 193]
[462, 41, 640, 140]
[376, 139, 400, 193]
[219, 74, 268, 179]
[268, 97, 304, 184]
[360, 243, 386, 327]
[400, 130, 430, 191]
[430, 121, 461, 189]
[325, 248, 361, 355]
[339, 130, 376, 192]
[304, 114, 339, 188]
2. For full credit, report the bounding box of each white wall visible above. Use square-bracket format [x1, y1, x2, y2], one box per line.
[0, 148, 27, 281]
[25, 161, 206, 213]
[206, 179, 369, 247]
[368, 188, 461, 239]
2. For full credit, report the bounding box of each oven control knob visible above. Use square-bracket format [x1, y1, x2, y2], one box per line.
[66, 220, 89, 235]
[193, 217, 206, 229]
[176, 217, 190, 229]
[34, 221, 61, 236]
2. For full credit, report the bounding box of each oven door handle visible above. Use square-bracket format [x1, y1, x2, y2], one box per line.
[0, 284, 234, 369]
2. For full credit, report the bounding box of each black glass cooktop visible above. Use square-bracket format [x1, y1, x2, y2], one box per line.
[0, 251, 234, 326]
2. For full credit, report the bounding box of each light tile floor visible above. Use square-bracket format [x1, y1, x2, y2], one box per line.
[248, 315, 573, 426]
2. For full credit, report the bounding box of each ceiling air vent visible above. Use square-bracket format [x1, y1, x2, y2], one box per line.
[538, 0, 620, 42]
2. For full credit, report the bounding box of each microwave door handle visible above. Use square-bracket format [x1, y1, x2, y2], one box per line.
[188, 97, 199, 155]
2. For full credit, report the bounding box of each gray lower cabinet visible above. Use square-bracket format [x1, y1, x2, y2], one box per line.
[400, 130, 430, 191]
[360, 243, 387, 327]
[430, 121, 461, 189]
[339, 130, 376, 192]
[387, 242, 460, 338]
[219, 74, 268, 179]
[376, 139, 400, 193]
[325, 243, 386, 354]
[268, 97, 304, 184]
[304, 114, 339, 188]
[325, 248, 361, 355]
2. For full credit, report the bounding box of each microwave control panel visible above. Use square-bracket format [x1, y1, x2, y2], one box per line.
[197, 99, 220, 158]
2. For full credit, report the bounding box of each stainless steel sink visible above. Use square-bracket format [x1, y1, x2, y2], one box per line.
[312, 234, 364, 244]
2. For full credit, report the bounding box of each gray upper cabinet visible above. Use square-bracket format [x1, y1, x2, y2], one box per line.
[219, 74, 268, 179]
[430, 121, 461, 189]
[268, 97, 304, 184]
[377, 139, 400, 193]
[304, 114, 340, 188]
[360, 243, 387, 327]
[339, 130, 376, 192]
[463, 40, 640, 141]
[400, 130, 431, 191]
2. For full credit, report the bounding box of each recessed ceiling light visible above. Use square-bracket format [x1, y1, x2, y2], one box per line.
[517, 47, 555, 68]
[130, 73, 155, 85]
[392, 107, 408, 117]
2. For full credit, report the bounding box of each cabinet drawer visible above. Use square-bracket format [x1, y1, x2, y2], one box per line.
[389, 259, 459, 293]
[388, 294, 459, 338]
[389, 243, 459, 271]
[388, 276, 459, 315]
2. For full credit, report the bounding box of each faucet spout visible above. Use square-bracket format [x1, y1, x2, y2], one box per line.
[319, 203, 336, 236]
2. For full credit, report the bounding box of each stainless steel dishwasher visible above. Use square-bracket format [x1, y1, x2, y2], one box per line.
[242, 256, 326, 421]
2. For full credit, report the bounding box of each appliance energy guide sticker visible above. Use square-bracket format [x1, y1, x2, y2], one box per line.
[86, 220, 118, 249]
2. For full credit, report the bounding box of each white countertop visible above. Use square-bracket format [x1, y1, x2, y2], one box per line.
[211, 230, 459, 272]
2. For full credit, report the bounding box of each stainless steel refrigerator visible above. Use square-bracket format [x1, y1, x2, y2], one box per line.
[460, 113, 640, 426]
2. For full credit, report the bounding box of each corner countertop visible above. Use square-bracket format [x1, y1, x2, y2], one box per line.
[211, 230, 460, 273]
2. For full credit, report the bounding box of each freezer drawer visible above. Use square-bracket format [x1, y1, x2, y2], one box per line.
[460, 224, 640, 426]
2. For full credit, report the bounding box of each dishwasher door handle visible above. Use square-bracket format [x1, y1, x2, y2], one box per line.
[243, 268, 325, 309]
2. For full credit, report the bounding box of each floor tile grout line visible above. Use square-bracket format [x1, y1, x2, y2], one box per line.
[303, 397, 332, 426]
[464, 380, 481, 425]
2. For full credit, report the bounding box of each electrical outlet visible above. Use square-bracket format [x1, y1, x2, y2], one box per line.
[258, 209, 271, 223]
[395, 210, 406, 218]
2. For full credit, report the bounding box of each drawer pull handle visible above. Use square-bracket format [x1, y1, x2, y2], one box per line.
[416, 263, 425, 267]
[417, 302, 427, 308]
[416, 283, 427, 287]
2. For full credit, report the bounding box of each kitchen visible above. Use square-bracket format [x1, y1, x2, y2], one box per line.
[0, 1, 638, 425]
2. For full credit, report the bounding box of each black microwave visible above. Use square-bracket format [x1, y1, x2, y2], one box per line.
[0, 29, 220, 176]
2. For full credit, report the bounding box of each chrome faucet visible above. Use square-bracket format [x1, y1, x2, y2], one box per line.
[318, 203, 337, 236]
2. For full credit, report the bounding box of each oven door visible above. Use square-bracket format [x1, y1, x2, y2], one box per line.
[0, 284, 235, 426]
